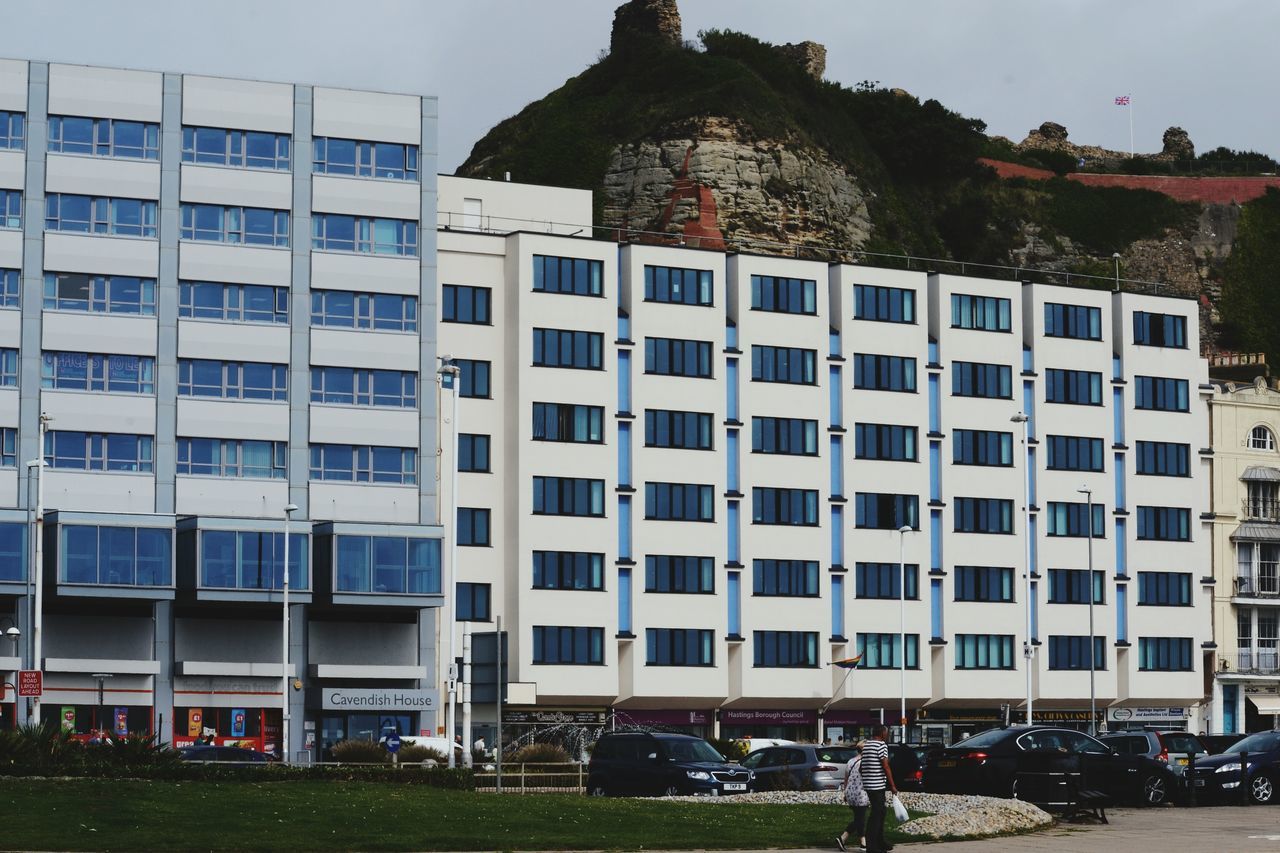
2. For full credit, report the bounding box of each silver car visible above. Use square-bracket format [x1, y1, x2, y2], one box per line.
[1100, 730, 1207, 776]
[739, 744, 859, 791]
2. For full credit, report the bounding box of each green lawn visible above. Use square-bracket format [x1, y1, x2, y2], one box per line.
[3, 779, 920, 851]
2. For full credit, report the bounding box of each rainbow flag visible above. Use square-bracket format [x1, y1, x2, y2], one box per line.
[832, 655, 863, 669]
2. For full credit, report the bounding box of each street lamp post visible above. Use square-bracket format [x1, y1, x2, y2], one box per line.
[1078, 486, 1097, 737]
[1011, 412, 1034, 725]
[898, 525, 912, 744]
[437, 357, 462, 768]
[281, 502, 298, 763]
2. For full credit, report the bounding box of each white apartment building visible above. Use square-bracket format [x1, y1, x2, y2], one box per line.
[437, 175, 1215, 745]
[0, 58, 442, 759]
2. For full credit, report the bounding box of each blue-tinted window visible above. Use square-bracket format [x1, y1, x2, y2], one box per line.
[199, 530, 307, 590]
[1137, 571, 1192, 606]
[1045, 501, 1106, 538]
[50, 115, 158, 159]
[455, 359, 491, 399]
[0, 111, 23, 150]
[41, 352, 155, 394]
[533, 551, 604, 590]
[457, 582, 492, 621]
[1046, 435, 1104, 472]
[312, 213, 415, 255]
[646, 482, 714, 521]
[532, 255, 603, 297]
[310, 290, 417, 332]
[533, 626, 604, 665]
[954, 497, 1013, 533]
[178, 359, 287, 400]
[856, 633, 919, 669]
[955, 634, 1015, 669]
[308, 445, 417, 484]
[1048, 636, 1106, 670]
[753, 487, 818, 526]
[179, 203, 287, 245]
[953, 429, 1012, 466]
[458, 507, 491, 546]
[310, 367, 417, 408]
[753, 630, 819, 667]
[47, 194, 157, 237]
[753, 345, 817, 385]
[535, 328, 604, 370]
[458, 434, 490, 473]
[532, 402, 603, 443]
[951, 293, 1011, 331]
[854, 353, 916, 392]
[1138, 637, 1193, 671]
[1135, 376, 1190, 412]
[1047, 568, 1105, 604]
[855, 423, 917, 461]
[854, 284, 915, 323]
[0, 190, 19, 229]
[46, 273, 156, 315]
[1133, 311, 1187, 348]
[755, 417, 820, 456]
[646, 555, 714, 593]
[646, 336, 712, 378]
[1045, 368, 1102, 405]
[753, 559, 819, 596]
[533, 476, 605, 517]
[1044, 302, 1101, 340]
[644, 265, 712, 306]
[44, 431, 153, 472]
[61, 525, 171, 586]
[177, 438, 286, 478]
[0, 268, 17, 307]
[646, 409, 713, 450]
[751, 275, 816, 315]
[333, 535, 440, 594]
[1135, 441, 1190, 477]
[184, 126, 290, 169]
[951, 361, 1011, 399]
[646, 628, 714, 666]
[0, 348, 14, 386]
[855, 492, 919, 530]
[1, 427, 15, 467]
[442, 284, 491, 324]
[1136, 506, 1191, 541]
[855, 562, 919, 600]
[312, 137, 417, 180]
[954, 566, 1014, 602]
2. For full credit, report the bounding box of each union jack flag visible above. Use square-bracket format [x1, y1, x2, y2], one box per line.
[1115, 95, 1131, 106]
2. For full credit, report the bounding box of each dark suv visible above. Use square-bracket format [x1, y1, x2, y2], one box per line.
[587, 732, 752, 797]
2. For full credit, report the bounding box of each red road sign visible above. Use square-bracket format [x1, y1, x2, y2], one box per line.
[17, 670, 42, 697]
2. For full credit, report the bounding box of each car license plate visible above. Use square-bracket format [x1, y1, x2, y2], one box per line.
[1177, 757, 1188, 766]
[1192, 779, 1206, 787]
[723, 782, 746, 791]
[937, 760, 957, 768]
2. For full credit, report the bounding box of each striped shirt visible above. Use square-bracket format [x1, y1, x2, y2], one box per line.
[861, 738, 889, 790]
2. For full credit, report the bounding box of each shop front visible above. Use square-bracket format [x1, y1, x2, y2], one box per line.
[915, 707, 1099, 744]
[823, 709, 901, 744]
[173, 706, 281, 752]
[40, 703, 153, 741]
[1105, 706, 1191, 732]
[313, 686, 437, 761]
[720, 709, 818, 742]
[611, 708, 712, 737]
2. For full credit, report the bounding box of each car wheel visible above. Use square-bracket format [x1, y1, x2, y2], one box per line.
[1141, 773, 1167, 806]
[662, 784, 680, 797]
[1249, 773, 1276, 805]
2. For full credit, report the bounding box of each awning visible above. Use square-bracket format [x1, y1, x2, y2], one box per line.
[1249, 695, 1280, 715]
[1231, 522, 1280, 541]
[1242, 466, 1280, 481]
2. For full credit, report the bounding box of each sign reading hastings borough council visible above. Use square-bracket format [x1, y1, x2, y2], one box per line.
[320, 688, 438, 711]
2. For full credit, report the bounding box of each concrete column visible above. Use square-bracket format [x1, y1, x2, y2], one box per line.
[418, 96, 440, 525]
[154, 73, 183, 513]
[288, 87, 313, 516]
[16, 62, 47, 501]
[418, 606, 438, 734]
[288, 602, 307, 759]
[153, 599, 174, 745]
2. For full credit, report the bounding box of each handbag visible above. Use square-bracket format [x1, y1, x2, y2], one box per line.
[890, 793, 909, 824]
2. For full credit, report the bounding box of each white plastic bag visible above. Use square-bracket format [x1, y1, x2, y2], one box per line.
[891, 793, 909, 824]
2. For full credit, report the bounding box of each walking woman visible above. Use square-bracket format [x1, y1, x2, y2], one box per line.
[836, 740, 869, 851]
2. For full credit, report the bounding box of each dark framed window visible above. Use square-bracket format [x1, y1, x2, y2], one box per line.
[458, 434, 490, 473]
[645, 555, 714, 593]
[533, 402, 604, 443]
[1136, 506, 1191, 541]
[1045, 368, 1102, 405]
[646, 628, 714, 666]
[455, 359, 491, 398]
[1138, 637, 1193, 671]
[533, 626, 604, 665]
[533, 551, 604, 590]
[951, 361, 1011, 399]
[1046, 435, 1104, 472]
[853, 353, 916, 392]
[954, 497, 1013, 533]
[951, 293, 1011, 331]
[533, 328, 604, 370]
[755, 417, 819, 456]
[645, 336, 712, 378]
[952, 429, 1012, 466]
[1044, 302, 1102, 340]
[1135, 376, 1189, 412]
[1133, 311, 1187, 348]
[954, 566, 1014, 602]
[855, 492, 919, 530]
[1137, 571, 1192, 606]
[646, 410, 714, 450]
[533, 255, 603, 296]
[751, 275, 817, 315]
[752, 487, 818, 526]
[1047, 569, 1105, 604]
[856, 633, 919, 669]
[645, 482, 714, 522]
[458, 509, 490, 546]
[855, 562, 919, 600]
[753, 345, 817, 385]
[854, 284, 915, 323]
[955, 634, 1015, 669]
[442, 284, 491, 324]
[1048, 636, 1106, 670]
[644, 265, 712, 306]
[533, 476, 605, 517]
[1135, 441, 1190, 477]
[457, 582, 491, 621]
[1045, 501, 1106, 538]
[753, 559, 819, 596]
[855, 423, 917, 461]
[753, 631, 819, 668]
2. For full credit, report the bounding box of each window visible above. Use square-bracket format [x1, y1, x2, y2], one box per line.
[333, 535, 440, 594]
[442, 284, 491, 324]
[458, 434, 490, 473]
[47, 194, 157, 237]
[756, 417, 819, 456]
[49, 116, 159, 159]
[856, 633, 919, 669]
[1133, 311, 1187, 348]
[854, 284, 915, 323]
[178, 359, 287, 401]
[855, 492, 919, 530]
[311, 214, 417, 255]
[310, 367, 417, 408]
[855, 562, 919, 600]
[1135, 441, 1190, 477]
[1, 427, 14, 467]
[0, 110, 23, 149]
[177, 438, 286, 478]
[646, 555, 714, 593]
[61, 525, 171, 586]
[533, 255, 603, 297]
[954, 497, 1013, 534]
[310, 290, 417, 332]
[0, 349, 16, 386]
[1137, 571, 1192, 606]
[534, 551, 605, 591]
[457, 508, 491, 546]
[646, 482, 714, 522]
[1045, 368, 1103, 406]
[853, 353, 916, 392]
[45, 431, 153, 472]
[533, 626, 604, 665]
[0, 190, 19, 228]
[1048, 569, 1105, 604]
[457, 582, 491, 621]
[644, 265, 712, 306]
[1138, 637, 1193, 671]
[533, 402, 603, 444]
[753, 631, 819, 667]
[1249, 426, 1277, 451]
[312, 137, 417, 180]
[646, 628, 714, 666]
[1048, 636, 1106, 670]
[953, 429, 1012, 467]
[45, 273, 155, 315]
[199, 530, 307, 590]
[955, 634, 1015, 669]
[533, 476, 605, 517]
[753, 559, 819, 596]
[1136, 506, 1191, 541]
[855, 423, 917, 461]
[751, 275, 816, 315]
[455, 359, 491, 399]
[951, 294, 1011, 331]
[1135, 376, 1189, 412]
[0, 268, 17, 307]
[753, 487, 818, 526]
[646, 410, 713, 450]
[753, 345, 817, 385]
[180, 204, 288, 246]
[308, 445, 418, 485]
[183, 126, 290, 169]
[41, 352, 155, 394]
[954, 566, 1014, 602]
[1046, 435, 1104, 472]
[1044, 302, 1101, 340]
[646, 337, 712, 378]
[951, 361, 1011, 399]
[177, 281, 286, 323]
[535, 328, 604, 370]
[1045, 501, 1106, 538]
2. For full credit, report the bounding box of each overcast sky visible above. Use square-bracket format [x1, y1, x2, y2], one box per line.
[9, 0, 1277, 173]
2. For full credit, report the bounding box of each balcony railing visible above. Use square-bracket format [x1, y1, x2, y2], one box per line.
[1238, 649, 1280, 674]
[1241, 498, 1280, 522]
[1236, 570, 1280, 598]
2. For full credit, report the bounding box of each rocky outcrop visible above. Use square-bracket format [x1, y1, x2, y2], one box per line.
[611, 0, 681, 53]
[1161, 126, 1194, 160]
[1018, 121, 1129, 163]
[775, 41, 826, 80]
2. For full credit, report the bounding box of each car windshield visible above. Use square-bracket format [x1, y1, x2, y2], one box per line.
[952, 728, 1011, 748]
[1160, 733, 1203, 754]
[1226, 732, 1280, 754]
[661, 739, 725, 763]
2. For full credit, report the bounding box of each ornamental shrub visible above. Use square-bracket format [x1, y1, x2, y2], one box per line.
[331, 739, 389, 764]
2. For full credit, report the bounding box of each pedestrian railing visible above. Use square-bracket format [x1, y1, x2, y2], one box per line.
[473, 762, 585, 794]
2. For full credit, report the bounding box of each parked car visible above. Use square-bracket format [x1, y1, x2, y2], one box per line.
[1200, 734, 1246, 755]
[739, 744, 857, 791]
[178, 745, 268, 763]
[1184, 730, 1280, 804]
[587, 731, 753, 797]
[1099, 730, 1207, 776]
[923, 725, 1178, 805]
[889, 744, 926, 790]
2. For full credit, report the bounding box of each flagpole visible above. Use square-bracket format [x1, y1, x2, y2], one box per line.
[1128, 95, 1134, 157]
